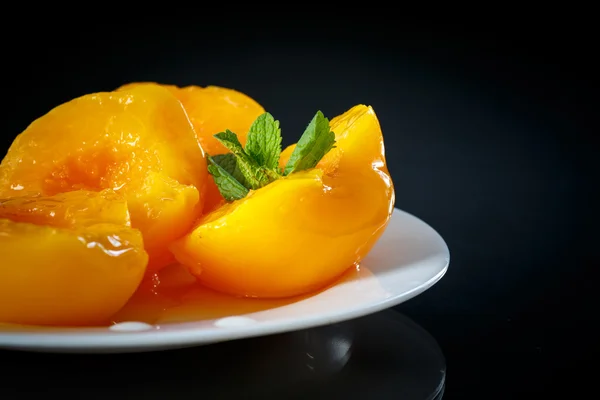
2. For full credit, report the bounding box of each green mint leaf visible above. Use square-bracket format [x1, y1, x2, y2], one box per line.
[244, 112, 282, 171]
[209, 110, 337, 203]
[214, 130, 270, 190]
[213, 129, 245, 154]
[284, 110, 336, 175]
[211, 153, 248, 187]
[206, 155, 249, 201]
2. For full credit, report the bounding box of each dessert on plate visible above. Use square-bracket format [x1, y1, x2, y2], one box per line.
[0, 82, 395, 327]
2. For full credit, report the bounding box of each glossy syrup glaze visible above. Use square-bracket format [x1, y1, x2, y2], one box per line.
[0, 263, 364, 330]
[110, 263, 363, 326]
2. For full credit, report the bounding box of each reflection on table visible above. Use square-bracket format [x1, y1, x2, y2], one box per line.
[2, 309, 445, 399]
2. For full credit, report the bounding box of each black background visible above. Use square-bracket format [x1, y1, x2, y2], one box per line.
[1, 17, 597, 399]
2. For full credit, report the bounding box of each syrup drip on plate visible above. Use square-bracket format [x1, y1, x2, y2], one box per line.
[109, 263, 363, 326]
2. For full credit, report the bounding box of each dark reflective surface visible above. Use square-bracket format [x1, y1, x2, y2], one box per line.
[1, 310, 445, 399]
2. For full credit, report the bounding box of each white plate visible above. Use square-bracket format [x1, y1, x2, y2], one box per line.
[0, 208, 450, 353]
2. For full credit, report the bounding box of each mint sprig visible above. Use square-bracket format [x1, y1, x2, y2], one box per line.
[207, 110, 336, 202]
[211, 153, 248, 187]
[245, 112, 282, 171]
[213, 130, 271, 189]
[283, 111, 336, 176]
[206, 155, 249, 201]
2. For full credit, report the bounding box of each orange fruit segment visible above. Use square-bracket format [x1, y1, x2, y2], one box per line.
[0, 84, 207, 273]
[117, 82, 265, 213]
[117, 83, 265, 155]
[0, 190, 148, 326]
[170, 105, 395, 298]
